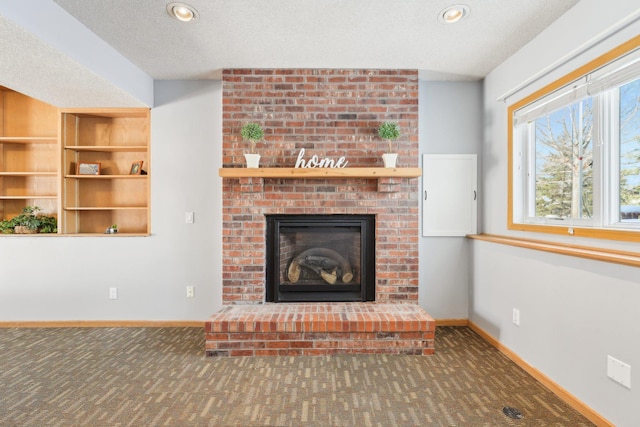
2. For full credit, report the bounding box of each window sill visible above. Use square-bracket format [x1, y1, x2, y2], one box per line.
[507, 221, 639, 242]
[468, 233, 640, 268]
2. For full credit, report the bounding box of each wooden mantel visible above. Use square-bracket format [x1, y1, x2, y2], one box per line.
[218, 167, 422, 179]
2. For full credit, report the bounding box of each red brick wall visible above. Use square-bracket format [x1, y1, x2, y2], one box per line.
[222, 69, 419, 304]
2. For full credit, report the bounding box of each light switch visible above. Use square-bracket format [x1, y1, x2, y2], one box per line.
[185, 212, 194, 224]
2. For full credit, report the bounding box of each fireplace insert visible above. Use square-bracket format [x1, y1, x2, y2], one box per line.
[266, 214, 375, 302]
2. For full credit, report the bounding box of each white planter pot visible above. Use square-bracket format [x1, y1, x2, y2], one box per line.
[382, 153, 398, 168]
[244, 153, 261, 168]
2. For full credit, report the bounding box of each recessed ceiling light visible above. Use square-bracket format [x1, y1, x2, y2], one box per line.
[438, 4, 470, 24]
[166, 2, 199, 22]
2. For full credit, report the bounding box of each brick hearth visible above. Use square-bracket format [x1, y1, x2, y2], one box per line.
[206, 303, 435, 357]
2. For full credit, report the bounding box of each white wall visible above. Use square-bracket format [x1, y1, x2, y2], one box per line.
[476, 1, 640, 425]
[0, 80, 222, 321]
[2, 76, 484, 323]
[419, 81, 482, 319]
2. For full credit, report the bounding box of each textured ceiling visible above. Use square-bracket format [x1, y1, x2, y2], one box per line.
[0, 15, 146, 108]
[0, 0, 580, 107]
[53, 0, 579, 80]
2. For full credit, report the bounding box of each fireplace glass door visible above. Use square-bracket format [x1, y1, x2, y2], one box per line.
[266, 215, 375, 302]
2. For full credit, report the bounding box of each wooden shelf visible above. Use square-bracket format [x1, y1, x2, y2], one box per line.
[61, 108, 150, 234]
[469, 233, 640, 269]
[64, 207, 147, 211]
[1, 88, 59, 222]
[2, 92, 151, 235]
[60, 108, 149, 119]
[0, 195, 57, 200]
[65, 145, 147, 152]
[0, 137, 57, 144]
[219, 167, 422, 179]
[65, 174, 147, 179]
[66, 233, 151, 237]
[0, 172, 57, 176]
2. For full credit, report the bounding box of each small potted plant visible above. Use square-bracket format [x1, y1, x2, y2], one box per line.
[0, 217, 15, 234]
[105, 223, 118, 234]
[0, 205, 57, 234]
[240, 122, 265, 168]
[378, 121, 401, 168]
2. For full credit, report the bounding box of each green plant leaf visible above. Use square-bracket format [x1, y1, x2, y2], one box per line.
[241, 123, 264, 142]
[378, 121, 401, 140]
[378, 121, 401, 153]
[5, 205, 57, 233]
[241, 122, 264, 154]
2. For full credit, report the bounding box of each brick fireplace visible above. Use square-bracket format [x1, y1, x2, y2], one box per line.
[206, 69, 435, 356]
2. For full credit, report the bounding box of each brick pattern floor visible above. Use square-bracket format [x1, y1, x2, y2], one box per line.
[205, 303, 435, 357]
[0, 327, 595, 426]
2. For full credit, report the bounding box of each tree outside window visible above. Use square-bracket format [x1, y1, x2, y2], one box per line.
[619, 79, 640, 222]
[534, 98, 593, 220]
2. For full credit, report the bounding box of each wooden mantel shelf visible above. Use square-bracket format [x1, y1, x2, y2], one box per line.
[219, 167, 422, 179]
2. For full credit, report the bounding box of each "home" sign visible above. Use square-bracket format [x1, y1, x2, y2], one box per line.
[294, 148, 349, 168]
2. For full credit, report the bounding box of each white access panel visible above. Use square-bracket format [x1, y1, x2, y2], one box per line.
[422, 154, 477, 236]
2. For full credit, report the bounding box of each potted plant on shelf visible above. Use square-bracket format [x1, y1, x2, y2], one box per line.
[105, 223, 118, 234]
[0, 205, 57, 234]
[240, 122, 265, 168]
[0, 218, 15, 234]
[378, 121, 401, 168]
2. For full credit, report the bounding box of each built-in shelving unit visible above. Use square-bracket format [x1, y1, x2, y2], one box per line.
[0, 88, 59, 222]
[1, 89, 151, 236]
[61, 108, 150, 235]
[219, 167, 422, 179]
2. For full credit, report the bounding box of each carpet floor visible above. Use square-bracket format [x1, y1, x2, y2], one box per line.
[0, 326, 594, 426]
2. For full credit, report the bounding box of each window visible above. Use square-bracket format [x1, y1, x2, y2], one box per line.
[619, 79, 640, 224]
[509, 37, 640, 241]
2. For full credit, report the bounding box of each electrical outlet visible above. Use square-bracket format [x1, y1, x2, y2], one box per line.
[607, 355, 631, 389]
[186, 285, 194, 298]
[512, 308, 520, 326]
[109, 287, 118, 300]
[185, 212, 194, 224]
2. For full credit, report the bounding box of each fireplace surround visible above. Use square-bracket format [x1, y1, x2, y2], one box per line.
[220, 68, 420, 304]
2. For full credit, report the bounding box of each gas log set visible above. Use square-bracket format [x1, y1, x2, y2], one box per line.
[287, 248, 354, 285]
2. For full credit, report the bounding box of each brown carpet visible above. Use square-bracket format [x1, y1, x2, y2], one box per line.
[0, 326, 594, 426]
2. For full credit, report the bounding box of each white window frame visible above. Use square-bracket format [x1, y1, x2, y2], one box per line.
[508, 38, 640, 241]
[518, 96, 602, 228]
